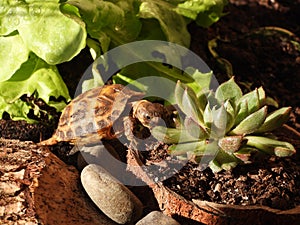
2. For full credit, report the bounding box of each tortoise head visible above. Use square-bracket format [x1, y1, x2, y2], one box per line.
[132, 100, 170, 129]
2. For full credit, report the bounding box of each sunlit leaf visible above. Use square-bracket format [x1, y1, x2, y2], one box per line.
[230, 106, 267, 135]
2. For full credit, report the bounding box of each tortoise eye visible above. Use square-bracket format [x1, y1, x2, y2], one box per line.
[144, 114, 151, 121]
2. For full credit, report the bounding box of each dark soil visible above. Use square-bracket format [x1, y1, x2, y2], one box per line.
[0, 0, 300, 221]
[134, 129, 300, 211]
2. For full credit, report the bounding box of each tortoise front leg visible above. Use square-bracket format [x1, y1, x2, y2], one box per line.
[123, 116, 146, 162]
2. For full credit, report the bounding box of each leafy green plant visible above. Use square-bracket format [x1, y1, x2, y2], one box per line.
[153, 77, 296, 173]
[0, 0, 227, 122]
[0, 0, 85, 121]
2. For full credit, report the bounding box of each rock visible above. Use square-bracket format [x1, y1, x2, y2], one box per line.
[76, 143, 121, 172]
[136, 211, 181, 225]
[81, 164, 143, 224]
[0, 138, 117, 225]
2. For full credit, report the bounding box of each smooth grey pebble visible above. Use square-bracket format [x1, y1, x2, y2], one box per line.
[76, 144, 120, 171]
[81, 164, 143, 224]
[135, 211, 181, 225]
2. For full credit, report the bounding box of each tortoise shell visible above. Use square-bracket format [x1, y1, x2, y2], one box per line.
[40, 84, 144, 145]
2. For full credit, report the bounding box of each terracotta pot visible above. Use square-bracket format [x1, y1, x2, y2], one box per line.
[126, 125, 300, 225]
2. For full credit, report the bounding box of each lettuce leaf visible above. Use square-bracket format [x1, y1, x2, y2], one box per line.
[175, 0, 228, 27]
[67, 0, 142, 54]
[0, 34, 30, 82]
[0, 0, 227, 122]
[0, 0, 86, 65]
[138, 0, 191, 47]
[0, 53, 71, 121]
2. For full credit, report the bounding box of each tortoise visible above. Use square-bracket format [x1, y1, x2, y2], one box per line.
[39, 84, 173, 146]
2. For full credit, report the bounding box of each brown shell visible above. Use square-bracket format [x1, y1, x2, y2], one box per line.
[40, 84, 144, 145]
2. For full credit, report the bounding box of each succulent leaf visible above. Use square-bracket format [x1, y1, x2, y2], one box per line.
[182, 88, 202, 123]
[211, 104, 227, 138]
[203, 102, 213, 127]
[175, 80, 204, 125]
[208, 159, 223, 173]
[274, 145, 296, 157]
[237, 88, 260, 113]
[233, 146, 258, 163]
[197, 91, 208, 113]
[255, 107, 292, 133]
[245, 136, 296, 156]
[175, 80, 184, 109]
[151, 126, 199, 144]
[265, 96, 279, 108]
[184, 117, 208, 140]
[235, 99, 249, 126]
[168, 78, 296, 173]
[210, 149, 239, 172]
[230, 106, 268, 135]
[257, 87, 266, 107]
[218, 135, 243, 153]
[223, 100, 235, 132]
[196, 141, 219, 167]
[215, 77, 243, 106]
[169, 141, 207, 156]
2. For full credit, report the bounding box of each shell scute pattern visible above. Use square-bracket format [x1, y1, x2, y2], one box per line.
[39, 84, 145, 145]
[59, 104, 72, 126]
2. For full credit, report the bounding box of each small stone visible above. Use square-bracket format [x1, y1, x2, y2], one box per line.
[76, 144, 120, 171]
[135, 211, 181, 225]
[81, 164, 143, 224]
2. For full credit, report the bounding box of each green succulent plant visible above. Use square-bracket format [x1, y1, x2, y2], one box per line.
[152, 77, 296, 173]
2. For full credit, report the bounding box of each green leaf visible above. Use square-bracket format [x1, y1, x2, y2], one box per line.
[175, 80, 185, 108]
[184, 117, 208, 140]
[81, 62, 106, 93]
[235, 87, 267, 126]
[186, 67, 212, 101]
[223, 100, 235, 131]
[236, 87, 265, 124]
[67, 0, 123, 36]
[215, 77, 243, 106]
[112, 63, 188, 102]
[230, 106, 268, 135]
[245, 136, 296, 156]
[255, 107, 292, 133]
[274, 145, 296, 157]
[1, 1, 86, 64]
[86, 38, 102, 60]
[265, 96, 279, 108]
[169, 140, 207, 156]
[211, 104, 227, 137]
[68, 0, 141, 48]
[152, 126, 200, 144]
[192, 140, 221, 169]
[181, 88, 203, 123]
[139, 1, 190, 47]
[233, 146, 258, 163]
[175, 0, 228, 28]
[175, 81, 204, 124]
[0, 53, 70, 121]
[234, 100, 249, 126]
[208, 159, 222, 173]
[17, 1, 86, 64]
[0, 1, 26, 35]
[203, 101, 212, 126]
[207, 147, 239, 172]
[0, 34, 29, 82]
[0, 97, 32, 122]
